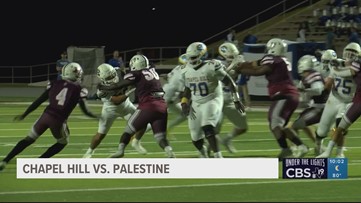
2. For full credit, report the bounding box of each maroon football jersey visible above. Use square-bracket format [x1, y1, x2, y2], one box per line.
[350, 60, 361, 102]
[260, 54, 299, 98]
[44, 80, 88, 121]
[124, 67, 167, 112]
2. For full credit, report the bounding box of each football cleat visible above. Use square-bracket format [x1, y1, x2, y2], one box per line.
[294, 145, 309, 158]
[316, 151, 331, 158]
[109, 150, 125, 158]
[214, 151, 223, 158]
[131, 139, 147, 155]
[164, 146, 176, 158]
[83, 148, 94, 158]
[336, 153, 345, 158]
[199, 145, 209, 158]
[314, 145, 325, 156]
[83, 152, 94, 158]
[221, 138, 238, 154]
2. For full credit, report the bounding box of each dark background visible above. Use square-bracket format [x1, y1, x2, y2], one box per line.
[0, 0, 298, 66]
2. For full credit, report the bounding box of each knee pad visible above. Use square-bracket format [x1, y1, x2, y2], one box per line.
[124, 124, 136, 135]
[24, 136, 36, 144]
[202, 125, 215, 138]
[27, 127, 40, 140]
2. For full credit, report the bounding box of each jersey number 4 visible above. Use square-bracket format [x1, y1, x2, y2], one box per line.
[56, 88, 68, 106]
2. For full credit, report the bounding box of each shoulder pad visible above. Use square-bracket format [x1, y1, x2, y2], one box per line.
[80, 88, 88, 98]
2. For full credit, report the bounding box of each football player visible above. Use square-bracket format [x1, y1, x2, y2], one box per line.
[83, 63, 147, 158]
[229, 38, 308, 159]
[98, 54, 175, 158]
[291, 53, 332, 156]
[143, 54, 188, 141]
[180, 42, 244, 158]
[216, 42, 248, 154]
[0, 63, 98, 171]
[316, 42, 360, 158]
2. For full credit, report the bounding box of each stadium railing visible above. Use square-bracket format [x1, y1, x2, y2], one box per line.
[0, 46, 186, 84]
[0, 0, 325, 84]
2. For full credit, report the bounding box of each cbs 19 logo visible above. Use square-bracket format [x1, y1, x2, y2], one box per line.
[284, 167, 325, 179]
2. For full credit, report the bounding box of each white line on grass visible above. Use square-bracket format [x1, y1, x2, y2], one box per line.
[0, 178, 360, 195]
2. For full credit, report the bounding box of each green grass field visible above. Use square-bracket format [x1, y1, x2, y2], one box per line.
[0, 101, 360, 202]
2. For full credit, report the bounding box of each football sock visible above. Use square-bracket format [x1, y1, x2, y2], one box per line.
[192, 139, 204, 151]
[158, 138, 170, 149]
[277, 135, 288, 149]
[336, 146, 343, 155]
[3, 138, 34, 163]
[118, 143, 126, 152]
[325, 140, 335, 154]
[39, 143, 66, 158]
[120, 132, 132, 145]
[206, 135, 220, 153]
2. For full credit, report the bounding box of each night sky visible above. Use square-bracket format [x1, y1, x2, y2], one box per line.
[1, 0, 286, 66]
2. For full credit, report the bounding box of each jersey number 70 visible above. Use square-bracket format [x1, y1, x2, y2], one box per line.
[189, 82, 209, 96]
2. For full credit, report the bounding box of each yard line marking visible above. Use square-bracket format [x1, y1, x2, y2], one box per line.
[2, 147, 361, 158]
[0, 133, 361, 143]
[0, 178, 360, 195]
[2, 124, 361, 131]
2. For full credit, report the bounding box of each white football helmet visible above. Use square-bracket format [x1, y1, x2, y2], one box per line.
[62, 62, 83, 82]
[321, 49, 337, 70]
[97, 63, 119, 86]
[297, 55, 314, 74]
[218, 42, 240, 61]
[343, 42, 361, 61]
[266, 38, 287, 56]
[129, 54, 150, 71]
[186, 42, 207, 67]
[178, 53, 187, 65]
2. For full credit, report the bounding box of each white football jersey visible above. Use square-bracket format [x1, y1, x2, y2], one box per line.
[328, 68, 356, 103]
[98, 92, 135, 115]
[181, 59, 226, 104]
[163, 65, 185, 103]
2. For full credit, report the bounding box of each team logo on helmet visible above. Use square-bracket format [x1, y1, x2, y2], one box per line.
[220, 46, 227, 53]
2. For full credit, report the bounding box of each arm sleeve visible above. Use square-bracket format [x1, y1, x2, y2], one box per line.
[78, 99, 98, 118]
[22, 89, 49, 117]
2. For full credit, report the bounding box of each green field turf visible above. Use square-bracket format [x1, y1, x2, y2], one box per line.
[0, 102, 360, 202]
